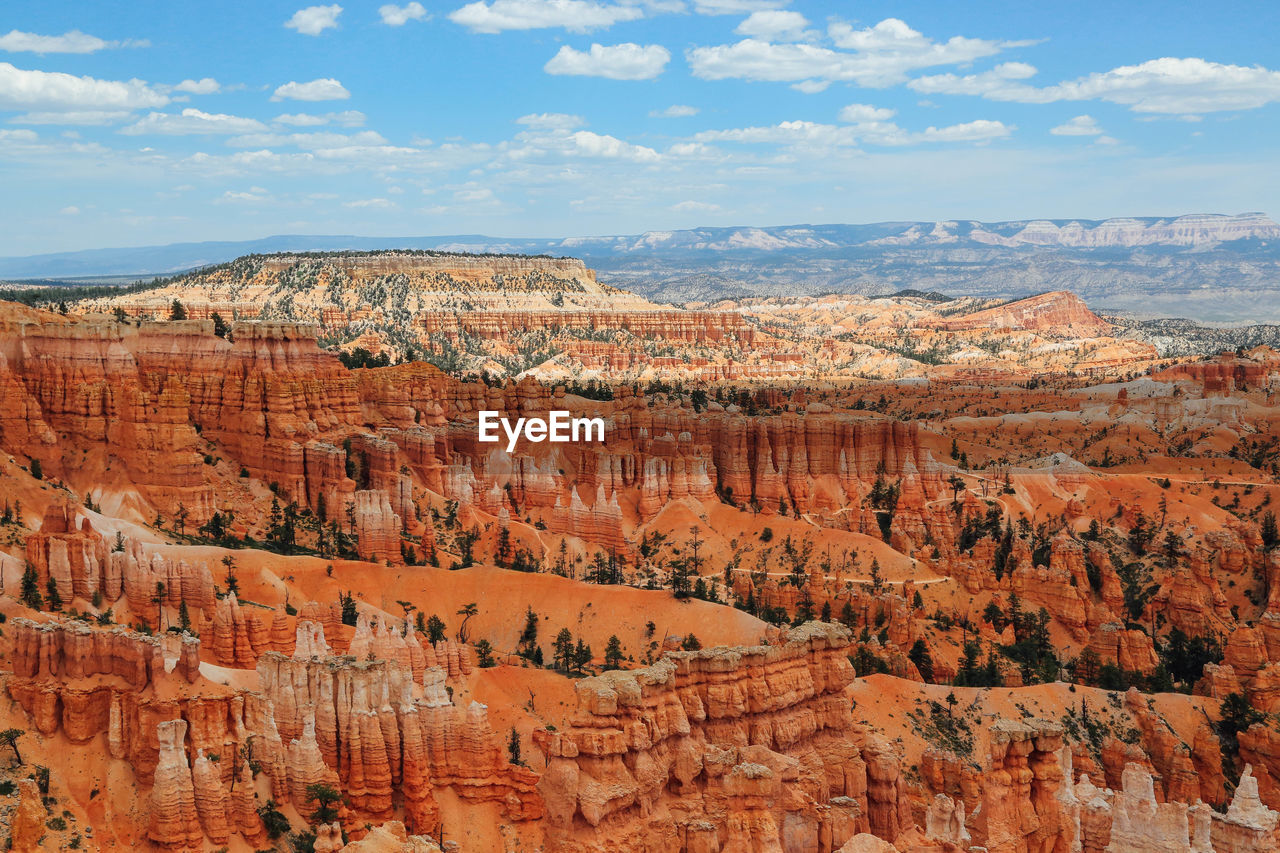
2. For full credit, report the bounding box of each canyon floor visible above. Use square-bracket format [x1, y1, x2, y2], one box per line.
[0, 252, 1278, 852]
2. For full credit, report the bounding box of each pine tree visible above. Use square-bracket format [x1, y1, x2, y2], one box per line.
[908, 638, 934, 682]
[475, 639, 496, 667]
[572, 639, 593, 673]
[1262, 511, 1279, 553]
[169, 299, 187, 321]
[496, 525, 512, 567]
[517, 607, 540, 662]
[553, 628, 574, 671]
[340, 591, 358, 626]
[604, 635, 624, 670]
[45, 576, 63, 611]
[19, 563, 42, 609]
[222, 555, 239, 596]
[507, 726, 523, 766]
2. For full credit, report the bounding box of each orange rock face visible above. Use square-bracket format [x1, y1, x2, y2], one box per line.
[148, 718, 204, 851]
[3, 272, 1280, 852]
[535, 623, 881, 850]
[8, 778, 47, 853]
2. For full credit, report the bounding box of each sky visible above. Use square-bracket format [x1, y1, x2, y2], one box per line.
[2, 1, 1280, 255]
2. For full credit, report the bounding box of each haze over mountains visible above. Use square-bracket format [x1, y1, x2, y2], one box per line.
[4, 212, 1280, 322]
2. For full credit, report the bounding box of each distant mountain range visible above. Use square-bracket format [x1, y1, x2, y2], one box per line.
[4, 213, 1280, 323]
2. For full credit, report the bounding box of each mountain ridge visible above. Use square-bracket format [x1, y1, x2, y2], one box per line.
[2, 212, 1275, 279]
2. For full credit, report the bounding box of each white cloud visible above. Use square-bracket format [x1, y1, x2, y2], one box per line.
[911, 57, 1280, 115]
[908, 62, 1041, 98]
[506, 115, 661, 164]
[516, 112, 585, 129]
[1050, 114, 1102, 136]
[791, 80, 829, 94]
[285, 4, 343, 35]
[173, 78, 221, 95]
[651, 104, 699, 117]
[839, 103, 896, 122]
[735, 11, 809, 42]
[380, 2, 430, 25]
[221, 189, 269, 202]
[696, 120, 857, 147]
[698, 114, 1013, 148]
[0, 129, 38, 142]
[271, 78, 351, 101]
[918, 119, 1011, 143]
[59, 205, 80, 215]
[343, 197, 396, 208]
[690, 18, 1025, 89]
[122, 108, 269, 136]
[10, 110, 133, 125]
[454, 187, 494, 202]
[672, 199, 720, 211]
[0, 62, 168, 111]
[545, 43, 670, 80]
[571, 130, 660, 160]
[693, 0, 788, 13]
[0, 29, 147, 54]
[448, 0, 643, 33]
[227, 130, 388, 149]
[272, 110, 365, 126]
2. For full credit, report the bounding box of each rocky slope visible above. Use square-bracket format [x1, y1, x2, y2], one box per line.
[0, 292, 1278, 850]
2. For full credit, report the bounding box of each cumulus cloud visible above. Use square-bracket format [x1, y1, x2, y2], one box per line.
[449, 0, 643, 33]
[516, 112, 585, 129]
[693, 0, 789, 14]
[651, 104, 699, 117]
[285, 4, 343, 35]
[570, 129, 660, 160]
[173, 78, 221, 95]
[10, 110, 133, 125]
[122, 108, 269, 135]
[272, 110, 365, 126]
[507, 115, 660, 164]
[672, 199, 720, 211]
[1050, 114, 1103, 136]
[690, 17, 1026, 89]
[343, 197, 396, 208]
[0, 29, 148, 53]
[908, 62, 1042, 98]
[910, 57, 1280, 115]
[917, 119, 1012, 143]
[734, 11, 809, 42]
[271, 78, 350, 101]
[0, 62, 168, 111]
[227, 129, 388, 149]
[791, 80, 829, 94]
[545, 43, 670, 80]
[454, 187, 494, 202]
[838, 103, 896, 122]
[380, 2, 429, 25]
[221, 188, 269, 202]
[697, 113, 1013, 148]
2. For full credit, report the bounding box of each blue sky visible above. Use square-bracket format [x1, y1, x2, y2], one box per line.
[2, 1, 1279, 254]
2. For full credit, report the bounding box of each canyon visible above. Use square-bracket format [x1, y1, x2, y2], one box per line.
[0, 251, 1276, 851]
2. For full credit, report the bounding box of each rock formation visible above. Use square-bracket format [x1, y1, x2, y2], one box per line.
[148, 718, 204, 851]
